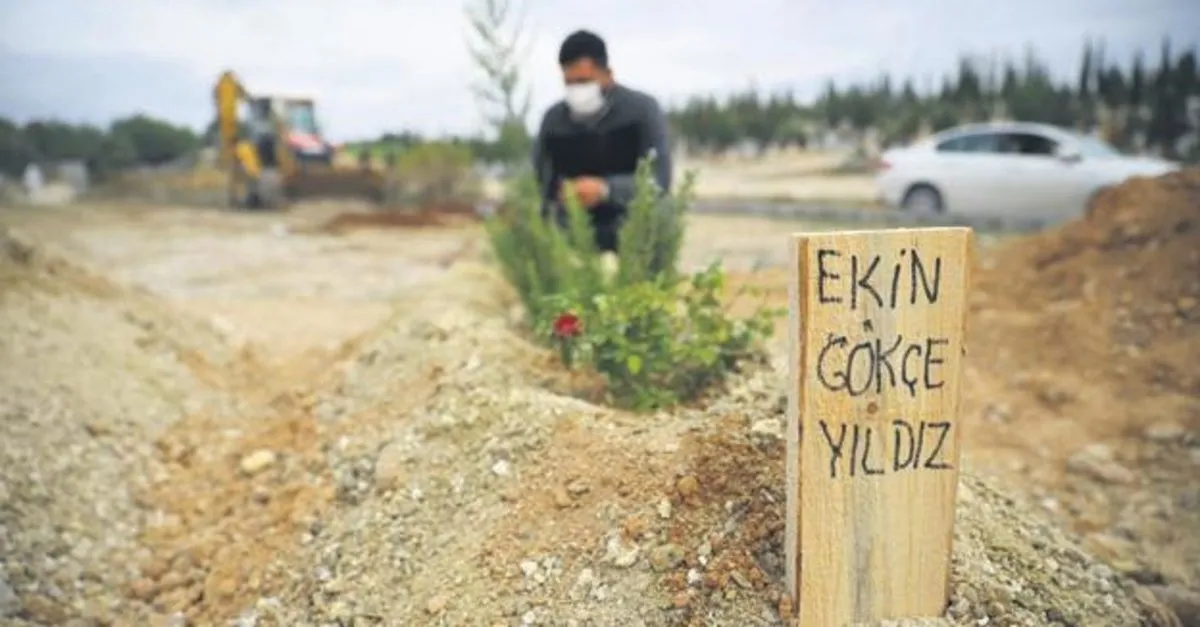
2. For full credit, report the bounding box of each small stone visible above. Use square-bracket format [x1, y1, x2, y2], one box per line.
[142, 557, 171, 580]
[520, 560, 539, 578]
[1066, 445, 1135, 484]
[84, 420, 112, 436]
[676, 475, 700, 500]
[648, 543, 685, 572]
[750, 419, 781, 439]
[491, 459, 511, 477]
[686, 568, 703, 586]
[425, 594, 449, 615]
[621, 516, 648, 540]
[0, 574, 19, 617]
[575, 568, 595, 587]
[1143, 422, 1185, 443]
[553, 486, 572, 509]
[239, 450, 277, 476]
[521, 609, 537, 625]
[374, 440, 409, 491]
[21, 595, 68, 624]
[778, 595, 794, 620]
[603, 534, 640, 568]
[697, 541, 713, 562]
[657, 499, 672, 520]
[565, 479, 589, 496]
[128, 578, 158, 602]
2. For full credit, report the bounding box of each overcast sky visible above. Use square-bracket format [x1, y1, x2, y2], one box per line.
[0, 0, 1196, 140]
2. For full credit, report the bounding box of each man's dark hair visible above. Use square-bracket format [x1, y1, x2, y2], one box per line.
[558, 30, 608, 67]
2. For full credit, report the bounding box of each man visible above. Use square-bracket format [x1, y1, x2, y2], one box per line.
[532, 30, 673, 253]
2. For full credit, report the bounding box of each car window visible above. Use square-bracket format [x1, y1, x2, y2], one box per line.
[935, 133, 999, 153]
[1074, 135, 1121, 157]
[994, 132, 1059, 156]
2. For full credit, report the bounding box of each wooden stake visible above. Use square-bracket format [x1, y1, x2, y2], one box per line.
[785, 227, 972, 626]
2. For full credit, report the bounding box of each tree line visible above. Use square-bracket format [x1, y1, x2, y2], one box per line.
[5, 36, 1197, 181]
[668, 38, 1199, 160]
[0, 114, 202, 179]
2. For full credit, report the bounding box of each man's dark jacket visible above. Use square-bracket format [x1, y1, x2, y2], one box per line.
[531, 84, 673, 252]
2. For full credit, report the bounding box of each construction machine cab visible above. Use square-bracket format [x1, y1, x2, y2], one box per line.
[277, 98, 336, 166]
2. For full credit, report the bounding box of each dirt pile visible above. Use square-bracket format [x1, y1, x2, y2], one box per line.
[228, 260, 1171, 626]
[967, 168, 1200, 620]
[0, 226, 239, 624]
[3, 177, 1195, 626]
[316, 204, 481, 235]
[972, 167, 1200, 416]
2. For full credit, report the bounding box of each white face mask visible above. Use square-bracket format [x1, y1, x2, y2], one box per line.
[564, 82, 605, 117]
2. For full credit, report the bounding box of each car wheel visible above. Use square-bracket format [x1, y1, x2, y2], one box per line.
[902, 184, 944, 214]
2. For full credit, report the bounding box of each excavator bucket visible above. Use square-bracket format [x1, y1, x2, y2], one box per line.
[284, 165, 392, 204]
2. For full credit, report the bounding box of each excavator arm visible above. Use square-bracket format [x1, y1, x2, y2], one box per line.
[214, 71, 249, 172]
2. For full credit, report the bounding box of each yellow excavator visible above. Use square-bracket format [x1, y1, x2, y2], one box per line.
[213, 70, 392, 209]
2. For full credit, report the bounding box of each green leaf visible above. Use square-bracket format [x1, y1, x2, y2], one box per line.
[626, 354, 643, 375]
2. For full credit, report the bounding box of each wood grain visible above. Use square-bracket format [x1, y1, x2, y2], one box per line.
[785, 227, 973, 626]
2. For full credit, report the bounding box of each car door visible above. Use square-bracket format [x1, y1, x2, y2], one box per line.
[993, 129, 1089, 219]
[929, 131, 1004, 214]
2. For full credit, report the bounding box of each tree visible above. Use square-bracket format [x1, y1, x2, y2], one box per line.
[1078, 38, 1094, 99]
[0, 118, 38, 177]
[94, 131, 138, 177]
[1147, 38, 1187, 157]
[21, 120, 106, 163]
[110, 115, 199, 166]
[656, 40, 1196, 162]
[464, 0, 533, 164]
[1129, 51, 1147, 107]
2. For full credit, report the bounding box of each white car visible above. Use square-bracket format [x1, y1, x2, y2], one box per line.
[875, 121, 1180, 221]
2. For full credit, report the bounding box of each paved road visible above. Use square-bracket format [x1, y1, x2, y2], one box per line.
[691, 199, 1057, 233]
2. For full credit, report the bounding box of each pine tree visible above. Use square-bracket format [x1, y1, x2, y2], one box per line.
[1079, 38, 1093, 99]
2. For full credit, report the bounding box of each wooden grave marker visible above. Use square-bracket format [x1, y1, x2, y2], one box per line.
[785, 227, 973, 626]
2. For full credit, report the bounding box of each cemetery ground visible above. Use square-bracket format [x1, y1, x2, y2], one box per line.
[0, 170, 1198, 626]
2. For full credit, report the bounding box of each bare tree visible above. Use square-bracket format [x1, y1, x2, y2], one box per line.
[464, 0, 533, 163]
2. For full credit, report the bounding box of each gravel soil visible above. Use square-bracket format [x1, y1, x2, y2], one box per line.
[0, 181, 1196, 626]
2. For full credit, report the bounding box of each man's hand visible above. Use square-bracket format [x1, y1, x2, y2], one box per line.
[560, 177, 609, 208]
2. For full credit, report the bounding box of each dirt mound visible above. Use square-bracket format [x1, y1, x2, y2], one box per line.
[973, 167, 1199, 402]
[0, 226, 239, 624]
[4, 190, 1193, 626]
[228, 261, 1172, 626]
[318, 204, 480, 235]
[965, 168, 1200, 618]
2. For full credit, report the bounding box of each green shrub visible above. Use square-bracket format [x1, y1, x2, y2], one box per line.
[391, 141, 478, 205]
[484, 156, 781, 410]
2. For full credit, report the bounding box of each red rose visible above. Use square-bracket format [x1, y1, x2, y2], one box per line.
[552, 312, 582, 339]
